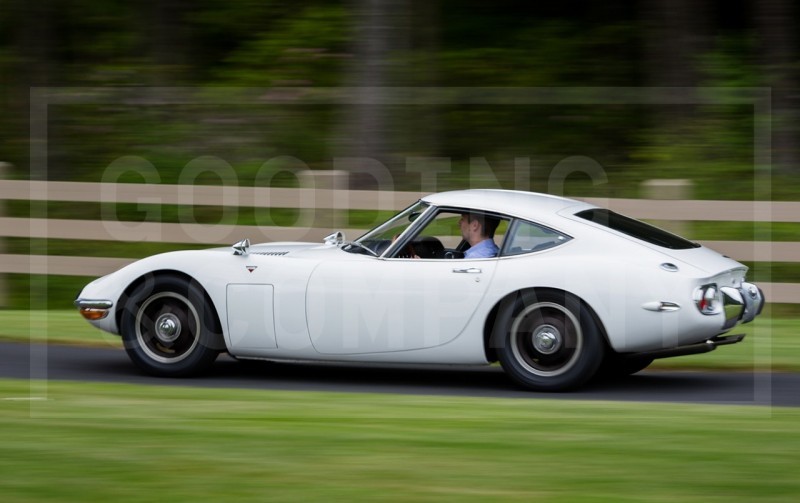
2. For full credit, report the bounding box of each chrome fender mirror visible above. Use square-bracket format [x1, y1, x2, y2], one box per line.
[232, 238, 250, 255]
[324, 231, 345, 245]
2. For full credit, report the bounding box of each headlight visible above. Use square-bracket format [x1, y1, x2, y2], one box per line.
[694, 284, 720, 315]
[75, 299, 113, 320]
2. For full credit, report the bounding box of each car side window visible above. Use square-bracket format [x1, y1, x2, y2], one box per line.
[502, 220, 572, 256]
[388, 209, 509, 259]
[391, 211, 461, 259]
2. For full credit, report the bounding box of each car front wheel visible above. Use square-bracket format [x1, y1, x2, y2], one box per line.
[492, 290, 604, 391]
[120, 275, 223, 376]
[599, 354, 654, 377]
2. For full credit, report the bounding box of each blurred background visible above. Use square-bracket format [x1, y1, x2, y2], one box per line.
[0, 0, 798, 308]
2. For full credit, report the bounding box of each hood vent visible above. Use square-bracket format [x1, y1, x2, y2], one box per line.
[250, 251, 290, 256]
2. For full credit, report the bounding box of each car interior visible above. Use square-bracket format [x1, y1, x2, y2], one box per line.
[356, 205, 570, 260]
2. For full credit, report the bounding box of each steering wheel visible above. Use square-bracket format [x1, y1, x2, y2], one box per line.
[395, 242, 417, 259]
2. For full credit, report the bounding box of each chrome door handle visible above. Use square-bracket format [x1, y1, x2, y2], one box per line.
[452, 267, 482, 274]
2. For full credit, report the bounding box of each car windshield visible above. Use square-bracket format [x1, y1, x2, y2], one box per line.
[351, 201, 429, 255]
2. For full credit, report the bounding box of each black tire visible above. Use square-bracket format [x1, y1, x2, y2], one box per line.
[599, 354, 653, 377]
[120, 274, 224, 377]
[492, 290, 605, 391]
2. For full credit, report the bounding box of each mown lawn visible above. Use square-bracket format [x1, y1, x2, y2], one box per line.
[1, 378, 798, 502]
[0, 310, 123, 348]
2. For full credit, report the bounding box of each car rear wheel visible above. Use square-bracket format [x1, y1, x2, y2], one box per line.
[120, 275, 223, 376]
[492, 290, 604, 391]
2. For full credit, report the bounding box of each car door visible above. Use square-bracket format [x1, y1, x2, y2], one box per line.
[305, 255, 497, 354]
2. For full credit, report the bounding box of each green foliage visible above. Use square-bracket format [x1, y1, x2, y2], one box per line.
[1, 2, 790, 198]
[436, 21, 637, 87]
[215, 5, 351, 87]
[697, 36, 761, 88]
[629, 37, 765, 199]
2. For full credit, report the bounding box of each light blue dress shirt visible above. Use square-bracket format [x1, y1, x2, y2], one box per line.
[464, 239, 499, 259]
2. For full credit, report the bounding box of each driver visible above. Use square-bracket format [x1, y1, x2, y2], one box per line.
[459, 213, 500, 258]
[393, 234, 419, 259]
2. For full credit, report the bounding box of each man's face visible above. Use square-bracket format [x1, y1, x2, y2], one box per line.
[459, 214, 474, 240]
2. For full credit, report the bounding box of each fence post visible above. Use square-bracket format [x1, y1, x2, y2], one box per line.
[0, 162, 9, 308]
[641, 179, 693, 237]
[299, 169, 349, 236]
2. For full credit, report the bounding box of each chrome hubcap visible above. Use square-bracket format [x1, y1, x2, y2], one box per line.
[532, 324, 561, 355]
[509, 302, 583, 377]
[155, 313, 181, 343]
[135, 291, 200, 365]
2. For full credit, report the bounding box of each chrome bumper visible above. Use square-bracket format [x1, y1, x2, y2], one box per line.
[720, 282, 765, 330]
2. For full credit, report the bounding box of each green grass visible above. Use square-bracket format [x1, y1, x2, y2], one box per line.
[0, 310, 122, 348]
[689, 221, 800, 242]
[0, 310, 798, 372]
[649, 316, 800, 372]
[1, 378, 799, 502]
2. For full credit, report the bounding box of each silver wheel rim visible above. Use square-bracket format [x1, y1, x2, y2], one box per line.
[135, 292, 200, 364]
[509, 301, 583, 377]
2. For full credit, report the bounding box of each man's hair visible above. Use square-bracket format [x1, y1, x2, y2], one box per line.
[467, 213, 501, 238]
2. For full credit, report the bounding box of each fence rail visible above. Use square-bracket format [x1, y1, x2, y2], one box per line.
[3, 179, 800, 221]
[1, 179, 798, 303]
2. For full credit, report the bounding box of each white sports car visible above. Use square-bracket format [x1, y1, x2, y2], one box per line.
[75, 189, 764, 391]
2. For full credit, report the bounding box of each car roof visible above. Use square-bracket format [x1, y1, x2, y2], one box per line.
[421, 189, 596, 221]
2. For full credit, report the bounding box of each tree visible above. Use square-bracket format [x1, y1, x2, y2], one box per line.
[756, 0, 798, 176]
[342, 0, 408, 189]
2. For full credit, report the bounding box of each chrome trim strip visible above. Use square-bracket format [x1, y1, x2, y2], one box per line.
[74, 299, 113, 310]
[452, 268, 482, 274]
[641, 301, 681, 312]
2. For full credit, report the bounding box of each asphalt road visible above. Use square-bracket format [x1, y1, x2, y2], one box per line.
[1, 341, 797, 407]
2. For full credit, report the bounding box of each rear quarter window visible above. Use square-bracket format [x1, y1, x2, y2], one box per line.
[501, 220, 572, 256]
[575, 208, 700, 250]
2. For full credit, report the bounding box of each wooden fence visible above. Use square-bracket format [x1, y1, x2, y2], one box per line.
[1, 178, 798, 303]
